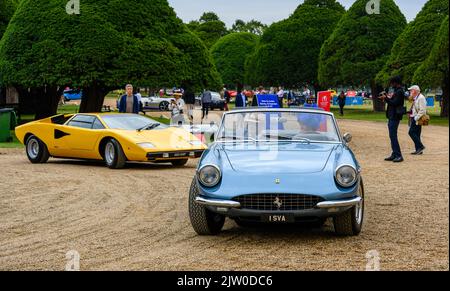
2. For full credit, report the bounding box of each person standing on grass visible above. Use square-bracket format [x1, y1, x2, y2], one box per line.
[277, 87, 285, 108]
[169, 93, 185, 126]
[408, 85, 427, 155]
[379, 76, 406, 163]
[338, 91, 346, 116]
[201, 89, 212, 121]
[223, 88, 231, 111]
[235, 89, 247, 108]
[182, 86, 196, 124]
[118, 84, 139, 114]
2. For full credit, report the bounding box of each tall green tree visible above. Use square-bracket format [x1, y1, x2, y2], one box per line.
[0, 0, 18, 38]
[188, 12, 228, 49]
[413, 16, 449, 117]
[231, 19, 267, 36]
[376, 0, 449, 86]
[245, 0, 345, 89]
[0, 0, 221, 118]
[211, 32, 259, 88]
[318, 0, 406, 112]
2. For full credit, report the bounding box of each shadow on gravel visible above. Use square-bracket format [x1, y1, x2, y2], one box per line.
[47, 159, 197, 170]
[216, 220, 346, 240]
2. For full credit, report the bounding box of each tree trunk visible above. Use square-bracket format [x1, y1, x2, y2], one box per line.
[441, 76, 449, 118]
[371, 80, 385, 112]
[79, 83, 110, 113]
[34, 86, 62, 120]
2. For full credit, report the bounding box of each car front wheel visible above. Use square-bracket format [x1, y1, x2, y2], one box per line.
[26, 135, 50, 164]
[104, 139, 126, 169]
[333, 178, 365, 236]
[189, 178, 225, 235]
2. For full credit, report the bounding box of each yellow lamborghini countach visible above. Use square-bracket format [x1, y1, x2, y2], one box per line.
[15, 113, 207, 169]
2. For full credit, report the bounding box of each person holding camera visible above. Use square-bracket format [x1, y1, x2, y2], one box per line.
[379, 76, 406, 163]
[169, 93, 185, 126]
[408, 85, 427, 155]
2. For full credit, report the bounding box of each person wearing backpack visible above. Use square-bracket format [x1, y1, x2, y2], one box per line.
[408, 85, 428, 155]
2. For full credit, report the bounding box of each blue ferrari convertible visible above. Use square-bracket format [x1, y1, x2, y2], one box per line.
[189, 108, 364, 236]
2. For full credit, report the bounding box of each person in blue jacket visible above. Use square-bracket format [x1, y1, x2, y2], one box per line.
[118, 84, 140, 114]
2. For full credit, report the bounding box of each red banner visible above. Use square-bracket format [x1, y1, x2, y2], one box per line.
[317, 91, 331, 112]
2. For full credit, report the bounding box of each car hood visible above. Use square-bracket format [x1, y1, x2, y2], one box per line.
[220, 142, 336, 174]
[110, 127, 206, 149]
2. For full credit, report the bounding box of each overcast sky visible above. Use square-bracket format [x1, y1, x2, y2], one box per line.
[167, 0, 428, 27]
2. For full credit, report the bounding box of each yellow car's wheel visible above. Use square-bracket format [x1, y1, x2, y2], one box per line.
[104, 139, 126, 169]
[25, 135, 49, 164]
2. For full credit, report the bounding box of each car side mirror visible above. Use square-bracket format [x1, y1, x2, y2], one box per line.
[343, 133, 352, 143]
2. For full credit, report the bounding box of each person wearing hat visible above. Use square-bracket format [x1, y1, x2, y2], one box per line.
[408, 85, 427, 155]
[379, 76, 406, 163]
[169, 93, 185, 126]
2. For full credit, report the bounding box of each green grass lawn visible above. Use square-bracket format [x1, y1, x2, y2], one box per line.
[0, 131, 23, 148]
[331, 104, 448, 127]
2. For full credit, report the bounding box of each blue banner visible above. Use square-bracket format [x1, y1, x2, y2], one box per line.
[257, 94, 280, 108]
[333, 97, 364, 106]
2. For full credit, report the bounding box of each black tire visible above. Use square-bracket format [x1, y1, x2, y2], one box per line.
[104, 139, 126, 169]
[171, 159, 188, 167]
[189, 178, 225, 235]
[333, 178, 365, 236]
[25, 135, 50, 164]
[159, 101, 169, 111]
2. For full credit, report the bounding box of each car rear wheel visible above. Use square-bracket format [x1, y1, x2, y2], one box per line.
[172, 159, 188, 167]
[159, 101, 169, 111]
[25, 135, 50, 164]
[333, 178, 365, 236]
[189, 178, 225, 235]
[104, 139, 126, 169]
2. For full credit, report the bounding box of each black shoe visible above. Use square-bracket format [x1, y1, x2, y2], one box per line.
[411, 147, 425, 155]
[385, 156, 395, 161]
[393, 157, 404, 163]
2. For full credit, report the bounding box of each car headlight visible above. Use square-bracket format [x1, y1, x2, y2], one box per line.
[137, 142, 156, 149]
[335, 165, 358, 188]
[198, 165, 221, 187]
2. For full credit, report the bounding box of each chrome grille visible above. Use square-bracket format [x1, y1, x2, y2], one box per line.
[233, 194, 323, 211]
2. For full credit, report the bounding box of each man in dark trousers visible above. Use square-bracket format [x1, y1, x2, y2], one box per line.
[182, 86, 196, 124]
[235, 90, 247, 108]
[379, 76, 406, 163]
[338, 91, 346, 116]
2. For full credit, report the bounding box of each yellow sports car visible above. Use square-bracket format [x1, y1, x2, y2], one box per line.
[15, 113, 207, 169]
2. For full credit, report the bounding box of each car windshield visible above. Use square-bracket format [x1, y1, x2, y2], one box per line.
[101, 114, 168, 130]
[217, 110, 340, 143]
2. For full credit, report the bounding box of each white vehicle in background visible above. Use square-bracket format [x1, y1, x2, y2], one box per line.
[180, 122, 219, 145]
[141, 96, 175, 111]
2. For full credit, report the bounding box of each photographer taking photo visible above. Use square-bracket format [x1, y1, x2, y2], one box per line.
[379, 76, 406, 163]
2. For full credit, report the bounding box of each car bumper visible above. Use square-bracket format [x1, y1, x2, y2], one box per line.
[147, 150, 204, 161]
[195, 196, 362, 218]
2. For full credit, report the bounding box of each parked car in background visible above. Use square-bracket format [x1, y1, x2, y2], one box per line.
[63, 88, 83, 101]
[196, 92, 225, 110]
[210, 92, 226, 111]
[189, 108, 364, 236]
[141, 96, 174, 111]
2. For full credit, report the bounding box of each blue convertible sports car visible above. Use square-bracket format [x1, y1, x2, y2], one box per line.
[189, 108, 364, 236]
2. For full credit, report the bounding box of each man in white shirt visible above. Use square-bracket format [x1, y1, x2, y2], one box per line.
[277, 87, 285, 108]
[408, 85, 427, 155]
